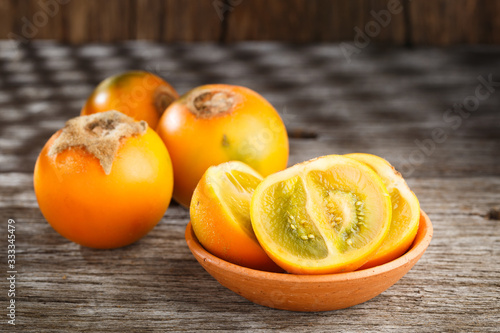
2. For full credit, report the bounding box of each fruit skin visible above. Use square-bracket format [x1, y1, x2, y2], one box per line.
[190, 161, 283, 272]
[81, 71, 179, 129]
[34, 121, 173, 249]
[250, 155, 392, 275]
[345, 153, 420, 269]
[157, 84, 289, 208]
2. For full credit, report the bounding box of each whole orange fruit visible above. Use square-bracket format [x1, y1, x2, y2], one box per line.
[81, 71, 179, 129]
[34, 111, 173, 249]
[157, 84, 289, 207]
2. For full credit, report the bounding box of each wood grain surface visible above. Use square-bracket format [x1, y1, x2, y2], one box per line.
[0, 41, 499, 332]
[0, 0, 499, 45]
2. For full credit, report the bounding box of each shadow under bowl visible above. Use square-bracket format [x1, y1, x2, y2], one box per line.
[185, 211, 433, 312]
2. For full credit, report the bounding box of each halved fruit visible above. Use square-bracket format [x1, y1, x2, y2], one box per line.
[190, 161, 283, 272]
[250, 155, 392, 274]
[346, 153, 420, 269]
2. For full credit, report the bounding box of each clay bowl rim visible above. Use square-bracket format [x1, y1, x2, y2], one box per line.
[185, 210, 433, 283]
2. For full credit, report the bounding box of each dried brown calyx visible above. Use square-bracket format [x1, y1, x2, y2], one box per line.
[154, 85, 177, 116]
[188, 90, 235, 118]
[48, 110, 147, 175]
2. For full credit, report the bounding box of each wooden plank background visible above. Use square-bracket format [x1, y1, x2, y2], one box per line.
[0, 0, 499, 45]
[0, 41, 499, 331]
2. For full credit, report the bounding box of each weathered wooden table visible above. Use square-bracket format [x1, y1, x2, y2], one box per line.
[1, 41, 499, 332]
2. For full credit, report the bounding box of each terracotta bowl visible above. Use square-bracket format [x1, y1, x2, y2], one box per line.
[185, 211, 433, 312]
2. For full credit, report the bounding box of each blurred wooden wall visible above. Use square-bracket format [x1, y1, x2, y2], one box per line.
[1, 0, 499, 45]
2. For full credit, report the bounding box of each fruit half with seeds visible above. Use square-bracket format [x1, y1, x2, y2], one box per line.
[156, 84, 289, 208]
[345, 153, 420, 269]
[250, 155, 392, 274]
[82, 71, 179, 129]
[34, 111, 173, 249]
[190, 161, 283, 272]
